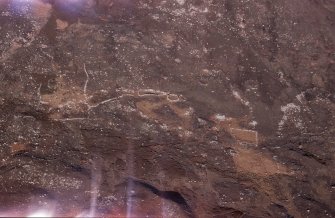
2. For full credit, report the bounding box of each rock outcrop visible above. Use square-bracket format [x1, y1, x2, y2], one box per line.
[0, 0, 334, 217]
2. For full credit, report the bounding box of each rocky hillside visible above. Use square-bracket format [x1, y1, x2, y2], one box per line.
[0, 0, 334, 217]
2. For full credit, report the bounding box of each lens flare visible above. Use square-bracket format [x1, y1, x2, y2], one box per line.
[9, 0, 52, 19]
[27, 210, 53, 217]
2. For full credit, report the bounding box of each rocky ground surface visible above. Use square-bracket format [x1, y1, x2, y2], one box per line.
[0, 0, 334, 217]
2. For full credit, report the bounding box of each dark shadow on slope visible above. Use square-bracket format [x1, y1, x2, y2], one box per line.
[126, 177, 195, 218]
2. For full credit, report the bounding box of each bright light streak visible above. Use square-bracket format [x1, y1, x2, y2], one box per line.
[27, 210, 53, 217]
